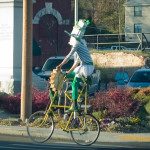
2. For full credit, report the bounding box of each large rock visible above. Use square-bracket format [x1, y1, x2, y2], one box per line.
[91, 52, 145, 68]
[91, 52, 147, 81]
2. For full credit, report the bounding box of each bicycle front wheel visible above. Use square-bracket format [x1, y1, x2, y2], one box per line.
[27, 111, 54, 143]
[70, 114, 100, 146]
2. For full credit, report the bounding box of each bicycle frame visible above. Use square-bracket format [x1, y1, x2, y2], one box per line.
[43, 76, 89, 132]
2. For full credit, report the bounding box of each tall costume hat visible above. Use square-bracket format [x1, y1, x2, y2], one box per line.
[64, 19, 90, 42]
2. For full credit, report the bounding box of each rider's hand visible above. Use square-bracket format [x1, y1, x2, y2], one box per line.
[56, 66, 61, 71]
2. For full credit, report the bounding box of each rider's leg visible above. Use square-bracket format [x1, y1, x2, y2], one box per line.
[65, 76, 82, 113]
[65, 65, 94, 112]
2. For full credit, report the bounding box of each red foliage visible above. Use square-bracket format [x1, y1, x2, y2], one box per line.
[32, 89, 50, 113]
[1, 89, 50, 114]
[89, 89, 140, 118]
[1, 93, 21, 114]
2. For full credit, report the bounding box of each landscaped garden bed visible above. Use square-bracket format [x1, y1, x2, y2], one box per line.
[0, 87, 150, 133]
[90, 88, 150, 132]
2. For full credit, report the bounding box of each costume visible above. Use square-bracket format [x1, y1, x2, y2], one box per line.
[59, 19, 94, 112]
[115, 72, 129, 85]
[115, 71, 129, 89]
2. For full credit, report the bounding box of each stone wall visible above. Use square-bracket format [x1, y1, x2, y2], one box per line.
[91, 52, 147, 82]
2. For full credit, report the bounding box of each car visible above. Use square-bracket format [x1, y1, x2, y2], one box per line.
[126, 69, 150, 88]
[37, 56, 74, 80]
[111, 46, 127, 50]
[33, 56, 101, 95]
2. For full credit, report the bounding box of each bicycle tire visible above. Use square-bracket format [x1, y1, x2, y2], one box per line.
[70, 113, 100, 146]
[27, 111, 54, 143]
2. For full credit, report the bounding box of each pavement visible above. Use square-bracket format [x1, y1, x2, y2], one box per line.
[0, 108, 150, 147]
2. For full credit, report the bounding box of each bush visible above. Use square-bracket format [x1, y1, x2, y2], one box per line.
[133, 87, 150, 104]
[1, 93, 21, 114]
[145, 101, 150, 115]
[32, 89, 50, 113]
[89, 88, 140, 118]
[131, 87, 150, 117]
[1, 89, 50, 114]
[0, 92, 8, 107]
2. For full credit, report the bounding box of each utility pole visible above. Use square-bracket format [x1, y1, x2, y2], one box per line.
[118, 0, 121, 50]
[75, 0, 78, 25]
[21, 0, 33, 121]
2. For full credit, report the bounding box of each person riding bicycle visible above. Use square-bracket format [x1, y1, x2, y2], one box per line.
[56, 19, 94, 113]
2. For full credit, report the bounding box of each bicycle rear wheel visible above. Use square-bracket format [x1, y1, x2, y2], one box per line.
[27, 111, 54, 143]
[70, 114, 100, 146]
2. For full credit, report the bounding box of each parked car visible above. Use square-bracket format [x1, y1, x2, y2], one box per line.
[37, 56, 74, 80]
[33, 56, 101, 95]
[110, 46, 137, 51]
[126, 69, 150, 88]
[111, 46, 127, 50]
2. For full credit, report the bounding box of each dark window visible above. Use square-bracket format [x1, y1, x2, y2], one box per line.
[134, 6, 142, 16]
[130, 71, 150, 82]
[39, 14, 58, 39]
[134, 24, 142, 33]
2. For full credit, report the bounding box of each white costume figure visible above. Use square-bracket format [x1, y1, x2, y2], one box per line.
[56, 19, 94, 112]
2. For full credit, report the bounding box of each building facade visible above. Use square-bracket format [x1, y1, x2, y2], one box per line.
[0, 0, 71, 94]
[33, 0, 72, 67]
[124, 0, 150, 42]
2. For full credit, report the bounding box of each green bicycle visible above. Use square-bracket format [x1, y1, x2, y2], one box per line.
[26, 73, 100, 146]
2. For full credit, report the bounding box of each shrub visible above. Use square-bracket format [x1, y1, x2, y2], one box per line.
[0, 92, 8, 107]
[1, 89, 50, 114]
[32, 89, 50, 113]
[1, 93, 21, 114]
[133, 87, 150, 104]
[145, 101, 150, 115]
[131, 87, 150, 117]
[89, 88, 140, 118]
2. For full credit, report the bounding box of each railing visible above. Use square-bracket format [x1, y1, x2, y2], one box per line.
[84, 33, 150, 51]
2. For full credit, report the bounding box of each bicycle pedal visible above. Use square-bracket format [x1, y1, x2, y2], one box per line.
[63, 130, 69, 133]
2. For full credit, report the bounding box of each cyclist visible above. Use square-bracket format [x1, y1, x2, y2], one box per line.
[56, 19, 94, 113]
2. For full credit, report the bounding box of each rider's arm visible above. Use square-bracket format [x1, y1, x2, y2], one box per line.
[67, 52, 80, 74]
[56, 57, 69, 71]
[56, 45, 78, 71]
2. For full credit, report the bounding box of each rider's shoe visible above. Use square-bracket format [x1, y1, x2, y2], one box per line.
[65, 100, 79, 113]
[65, 106, 79, 113]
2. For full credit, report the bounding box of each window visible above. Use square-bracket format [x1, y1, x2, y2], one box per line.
[42, 59, 74, 71]
[134, 6, 142, 16]
[134, 24, 142, 33]
[130, 71, 150, 83]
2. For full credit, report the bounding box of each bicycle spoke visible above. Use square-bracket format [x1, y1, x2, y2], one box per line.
[27, 111, 54, 143]
[70, 114, 100, 146]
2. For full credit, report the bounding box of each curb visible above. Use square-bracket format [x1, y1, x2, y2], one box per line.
[0, 125, 150, 143]
[0, 126, 72, 141]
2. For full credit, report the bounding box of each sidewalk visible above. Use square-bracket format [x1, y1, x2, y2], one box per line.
[0, 108, 150, 144]
[0, 125, 150, 143]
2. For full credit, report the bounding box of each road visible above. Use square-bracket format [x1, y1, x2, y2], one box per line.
[0, 135, 150, 150]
